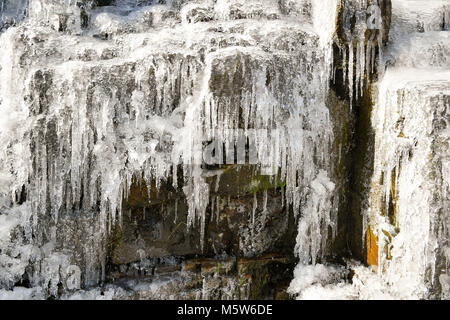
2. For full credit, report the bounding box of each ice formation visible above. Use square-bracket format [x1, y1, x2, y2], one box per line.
[0, 0, 448, 300]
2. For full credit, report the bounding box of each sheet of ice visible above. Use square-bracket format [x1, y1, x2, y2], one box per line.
[390, 0, 449, 40]
[287, 263, 350, 299]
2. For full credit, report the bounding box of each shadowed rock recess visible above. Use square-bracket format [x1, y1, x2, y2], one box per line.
[0, 0, 448, 300]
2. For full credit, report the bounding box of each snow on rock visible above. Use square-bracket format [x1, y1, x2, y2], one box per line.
[359, 0, 449, 300]
[287, 263, 352, 300]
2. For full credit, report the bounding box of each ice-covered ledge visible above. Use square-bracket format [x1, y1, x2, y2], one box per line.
[366, 68, 449, 299]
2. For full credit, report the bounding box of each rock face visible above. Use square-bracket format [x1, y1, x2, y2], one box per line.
[0, 0, 448, 300]
[0, 0, 348, 298]
[361, 0, 449, 299]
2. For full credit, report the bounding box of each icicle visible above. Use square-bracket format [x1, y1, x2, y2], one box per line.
[263, 189, 268, 213]
[348, 42, 354, 110]
[377, 30, 384, 74]
[366, 41, 372, 85]
[356, 42, 361, 98]
[209, 196, 215, 223]
[214, 171, 223, 193]
[200, 207, 206, 252]
[359, 40, 365, 96]
[252, 192, 257, 234]
[371, 43, 376, 74]
[343, 44, 347, 86]
[216, 195, 220, 226]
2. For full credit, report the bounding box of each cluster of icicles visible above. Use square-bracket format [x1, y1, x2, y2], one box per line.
[0, 0, 342, 263]
[335, 0, 384, 109]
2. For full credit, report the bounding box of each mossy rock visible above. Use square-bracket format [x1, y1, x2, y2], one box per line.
[204, 165, 285, 197]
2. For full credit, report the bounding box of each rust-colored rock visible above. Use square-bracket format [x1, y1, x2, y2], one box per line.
[365, 227, 378, 266]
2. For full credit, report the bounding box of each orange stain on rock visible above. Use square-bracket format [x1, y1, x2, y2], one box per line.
[365, 227, 379, 266]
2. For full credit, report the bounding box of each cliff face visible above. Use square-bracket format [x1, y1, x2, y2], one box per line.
[0, 0, 447, 300]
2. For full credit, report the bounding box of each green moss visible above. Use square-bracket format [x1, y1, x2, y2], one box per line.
[245, 174, 285, 194]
